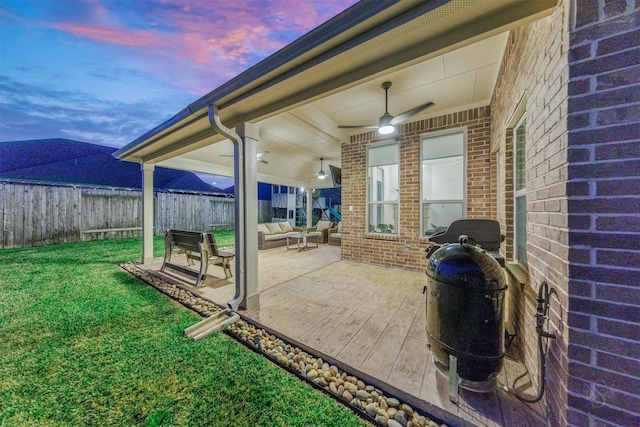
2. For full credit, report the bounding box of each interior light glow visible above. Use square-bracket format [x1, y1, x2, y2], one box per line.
[318, 157, 326, 179]
[378, 124, 395, 135]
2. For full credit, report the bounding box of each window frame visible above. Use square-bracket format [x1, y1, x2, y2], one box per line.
[419, 129, 467, 236]
[513, 114, 527, 268]
[366, 140, 400, 236]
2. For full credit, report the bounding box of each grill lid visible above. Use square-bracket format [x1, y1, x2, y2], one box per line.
[426, 235, 506, 291]
[427, 219, 504, 251]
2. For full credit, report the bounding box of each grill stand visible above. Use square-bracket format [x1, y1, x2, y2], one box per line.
[432, 354, 498, 403]
[448, 355, 459, 403]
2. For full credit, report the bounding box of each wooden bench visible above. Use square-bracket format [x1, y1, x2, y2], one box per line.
[81, 227, 142, 240]
[208, 223, 232, 231]
[161, 229, 235, 287]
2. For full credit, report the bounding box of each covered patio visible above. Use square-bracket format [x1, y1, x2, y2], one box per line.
[136, 244, 546, 427]
[113, 1, 558, 297]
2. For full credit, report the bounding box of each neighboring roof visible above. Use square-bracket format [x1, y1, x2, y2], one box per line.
[0, 139, 227, 193]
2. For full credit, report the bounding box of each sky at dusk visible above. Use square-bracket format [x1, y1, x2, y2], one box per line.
[0, 0, 359, 150]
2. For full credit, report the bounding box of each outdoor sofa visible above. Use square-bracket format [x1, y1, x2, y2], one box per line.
[258, 220, 333, 250]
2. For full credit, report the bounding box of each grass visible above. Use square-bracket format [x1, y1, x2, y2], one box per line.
[0, 235, 369, 427]
[208, 230, 235, 248]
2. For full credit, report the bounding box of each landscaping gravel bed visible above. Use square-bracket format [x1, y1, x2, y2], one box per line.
[120, 262, 448, 427]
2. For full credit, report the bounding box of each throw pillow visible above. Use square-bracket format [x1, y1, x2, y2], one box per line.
[266, 223, 282, 234]
[279, 222, 294, 232]
[257, 223, 271, 235]
[316, 220, 332, 231]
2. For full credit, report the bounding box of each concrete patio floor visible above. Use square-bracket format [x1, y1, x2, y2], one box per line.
[142, 244, 547, 427]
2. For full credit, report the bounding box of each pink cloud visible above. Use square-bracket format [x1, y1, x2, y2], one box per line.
[47, 0, 358, 95]
[53, 23, 157, 47]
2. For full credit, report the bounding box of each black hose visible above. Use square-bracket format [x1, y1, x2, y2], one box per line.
[511, 281, 556, 404]
[512, 331, 547, 403]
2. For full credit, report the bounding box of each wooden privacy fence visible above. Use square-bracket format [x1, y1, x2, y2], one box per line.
[1, 181, 271, 248]
[80, 189, 144, 241]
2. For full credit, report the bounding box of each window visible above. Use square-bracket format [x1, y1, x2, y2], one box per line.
[421, 131, 465, 235]
[367, 142, 399, 234]
[514, 116, 527, 267]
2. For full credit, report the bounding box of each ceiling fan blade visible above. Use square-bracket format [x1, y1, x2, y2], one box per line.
[390, 102, 434, 125]
[258, 158, 268, 164]
[337, 125, 379, 129]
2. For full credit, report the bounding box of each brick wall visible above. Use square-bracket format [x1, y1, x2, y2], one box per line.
[566, 1, 640, 426]
[341, 106, 493, 271]
[490, 1, 571, 425]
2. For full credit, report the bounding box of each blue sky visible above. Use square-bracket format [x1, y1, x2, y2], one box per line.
[0, 0, 358, 149]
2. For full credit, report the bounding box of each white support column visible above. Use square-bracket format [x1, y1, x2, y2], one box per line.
[141, 163, 155, 265]
[236, 122, 259, 310]
[306, 191, 313, 228]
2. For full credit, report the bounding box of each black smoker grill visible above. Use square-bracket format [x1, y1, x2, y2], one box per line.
[424, 219, 507, 400]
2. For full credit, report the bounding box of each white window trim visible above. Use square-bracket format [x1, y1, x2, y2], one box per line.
[366, 140, 400, 236]
[513, 114, 527, 267]
[419, 128, 468, 236]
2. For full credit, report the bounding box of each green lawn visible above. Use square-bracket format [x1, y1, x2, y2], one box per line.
[208, 230, 235, 248]
[0, 236, 369, 427]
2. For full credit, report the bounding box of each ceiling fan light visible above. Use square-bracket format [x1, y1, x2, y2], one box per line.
[378, 124, 395, 135]
[378, 112, 395, 135]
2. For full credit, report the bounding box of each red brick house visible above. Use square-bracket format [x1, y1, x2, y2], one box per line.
[116, 1, 639, 425]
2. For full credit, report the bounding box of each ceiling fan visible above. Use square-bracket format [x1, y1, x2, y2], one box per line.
[220, 151, 269, 164]
[338, 81, 434, 135]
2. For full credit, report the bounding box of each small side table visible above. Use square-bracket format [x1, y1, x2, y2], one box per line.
[286, 232, 320, 251]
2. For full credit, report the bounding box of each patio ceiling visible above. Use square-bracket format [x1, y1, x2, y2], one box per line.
[114, 0, 556, 188]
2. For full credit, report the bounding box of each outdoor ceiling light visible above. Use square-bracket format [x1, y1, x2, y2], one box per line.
[378, 112, 395, 135]
[318, 158, 326, 179]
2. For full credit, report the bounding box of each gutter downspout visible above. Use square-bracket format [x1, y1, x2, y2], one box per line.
[182, 105, 247, 340]
[208, 104, 245, 311]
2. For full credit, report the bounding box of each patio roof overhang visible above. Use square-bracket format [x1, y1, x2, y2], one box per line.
[114, 0, 556, 188]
